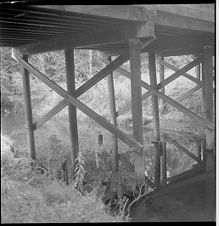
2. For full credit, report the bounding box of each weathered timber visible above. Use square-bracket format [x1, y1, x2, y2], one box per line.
[149, 52, 161, 188]
[22, 55, 36, 159]
[107, 56, 119, 191]
[163, 134, 201, 163]
[113, 58, 213, 131]
[158, 48, 202, 57]
[203, 46, 215, 218]
[118, 57, 201, 116]
[12, 49, 143, 155]
[16, 21, 154, 55]
[162, 140, 167, 185]
[129, 39, 145, 186]
[75, 53, 129, 97]
[33, 99, 68, 129]
[159, 56, 165, 106]
[159, 58, 202, 85]
[35, 5, 153, 22]
[196, 63, 201, 80]
[65, 48, 80, 177]
[175, 84, 202, 103]
[197, 141, 202, 160]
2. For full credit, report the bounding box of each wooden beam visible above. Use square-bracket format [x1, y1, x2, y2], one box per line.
[107, 56, 119, 191]
[75, 53, 129, 97]
[149, 52, 161, 188]
[175, 84, 202, 103]
[35, 5, 153, 22]
[12, 49, 143, 155]
[163, 134, 201, 163]
[118, 57, 201, 116]
[33, 99, 68, 129]
[158, 48, 202, 57]
[160, 59, 202, 85]
[129, 39, 145, 187]
[16, 21, 154, 55]
[65, 48, 80, 177]
[203, 45, 215, 219]
[161, 140, 167, 185]
[159, 56, 165, 106]
[22, 55, 36, 160]
[111, 57, 213, 131]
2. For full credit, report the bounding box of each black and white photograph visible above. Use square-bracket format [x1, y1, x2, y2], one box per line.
[0, 3, 216, 223]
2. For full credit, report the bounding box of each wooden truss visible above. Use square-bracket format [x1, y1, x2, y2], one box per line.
[12, 39, 214, 193]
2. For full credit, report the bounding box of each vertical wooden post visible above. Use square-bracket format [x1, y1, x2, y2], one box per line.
[159, 55, 165, 107]
[149, 52, 161, 188]
[196, 63, 201, 80]
[129, 39, 145, 187]
[162, 140, 167, 185]
[65, 48, 80, 178]
[203, 46, 215, 220]
[202, 137, 206, 163]
[201, 57, 205, 113]
[107, 56, 119, 191]
[22, 55, 36, 159]
[197, 141, 202, 160]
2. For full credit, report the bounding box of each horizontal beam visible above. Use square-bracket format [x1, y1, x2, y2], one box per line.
[35, 5, 153, 22]
[158, 48, 202, 57]
[12, 49, 143, 155]
[33, 99, 68, 130]
[160, 60, 202, 85]
[16, 21, 154, 55]
[163, 133, 201, 163]
[175, 84, 202, 103]
[118, 154, 155, 189]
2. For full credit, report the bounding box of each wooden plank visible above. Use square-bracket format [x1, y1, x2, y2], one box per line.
[175, 84, 202, 103]
[16, 21, 154, 55]
[22, 55, 36, 159]
[160, 59, 202, 85]
[158, 48, 202, 57]
[107, 56, 119, 190]
[149, 52, 161, 188]
[129, 39, 145, 187]
[65, 48, 80, 177]
[33, 99, 68, 129]
[118, 154, 155, 189]
[163, 134, 201, 163]
[35, 5, 153, 22]
[12, 49, 143, 155]
[203, 45, 215, 218]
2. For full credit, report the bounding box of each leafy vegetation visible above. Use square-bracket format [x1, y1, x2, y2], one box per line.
[1, 46, 204, 222]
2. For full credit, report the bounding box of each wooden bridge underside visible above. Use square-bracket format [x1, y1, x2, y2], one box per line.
[0, 4, 215, 221]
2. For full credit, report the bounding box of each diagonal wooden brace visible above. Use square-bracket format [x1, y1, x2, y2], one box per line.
[32, 37, 155, 129]
[160, 59, 202, 85]
[12, 49, 143, 155]
[163, 133, 202, 163]
[98, 55, 201, 116]
[33, 99, 68, 130]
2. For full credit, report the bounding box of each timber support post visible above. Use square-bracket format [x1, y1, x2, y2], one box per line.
[159, 55, 165, 107]
[22, 55, 36, 159]
[65, 48, 80, 179]
[203, 45, 215, 219]
[161, 139, 167, 185]
[107, 55, 119, 192]
[149, 52, 161, 188]
[129, 39, 145, 187]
